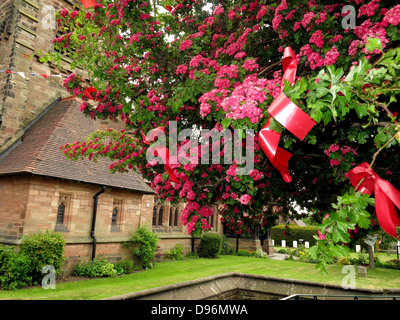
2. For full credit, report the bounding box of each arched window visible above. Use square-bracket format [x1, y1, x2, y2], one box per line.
[152, 206, 157, 226]
[152, 198, 164, 229]
[56, 202, 65, 225]
[55, 195, 70, 232]
[158, 206, 164, 227]
[111, 200, 122, 232]
[169, 208, 173, 227]
[169, 207, 179, 229]
[173, 207, 179, 227]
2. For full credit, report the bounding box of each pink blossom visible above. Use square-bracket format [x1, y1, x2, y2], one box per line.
[70, 11, 79, 19]
[358, 0, 380, 18]
[234, 52, 247, 59]
[60, 9, 68, 17]
[242, 59, 259, 71]
[256, 5, 268, 20]
[179, 39, 193, 51]
[318, 230, 326, 240]
[176, 64, 188, 75]
[301, 11, 316, 28]
[330, 159, 340, 167]
[213, 5, 224, 16]
[310, 30, 324, 49]
[324, 46, 339, 66]
[239, 194, 252, 205]
[228, 10, 237, 20]
[383, 5, 400, 26]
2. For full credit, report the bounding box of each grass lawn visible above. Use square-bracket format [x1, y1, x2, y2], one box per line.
[1, 255, 400, 300]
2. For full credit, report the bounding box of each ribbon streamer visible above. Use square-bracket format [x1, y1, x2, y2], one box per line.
[258, 47, 316, 183]
[79, 0, 98, 9]
[141, 128, 181, 183]
[83, 87, 98, 100]
[0, 70, 68, 78]
[348, 162, 400, 239]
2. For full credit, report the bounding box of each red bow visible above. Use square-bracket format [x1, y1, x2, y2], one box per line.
[79, 0, 97, 9]
[258, 47, 316, 183]
[348, 162, 400, 239]
[83, 87, 98, 100]
[141, 128, 181, 184]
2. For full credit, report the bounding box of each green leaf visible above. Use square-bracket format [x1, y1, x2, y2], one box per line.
[162, 173, 169, 182]
[221, 117, 232, 129]
[268, 117, 282, 133]
[357, 131, 370, 144]
[365, 37, 383, 53]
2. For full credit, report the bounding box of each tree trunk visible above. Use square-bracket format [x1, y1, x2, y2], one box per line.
[367, 245, 375, 269]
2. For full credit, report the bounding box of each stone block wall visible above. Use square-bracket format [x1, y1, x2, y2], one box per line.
[0, 175, 154, 274]
[0, 0, 85, 151]
[0, 176, 30, 243]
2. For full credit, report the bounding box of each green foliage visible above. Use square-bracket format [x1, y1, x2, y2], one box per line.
[113, 259, 137, 274]
[236, 249, 257, 257]
[53, 0, 400, 273]
[336, 257, 351, 265]
[19, 230, 65, 283]
[165, 244, 184, 260]
[72, 257, 117, 278]
[184, 251, 198, 260]
[376, 259, 400, 270]
[271, 225, 318, 247]
[220, 235, 235, 255]
[126, 225, 159, 269]
[198, 232, 222, 258]
[0, 246, 32, 290]
[309, 191, 374, 273]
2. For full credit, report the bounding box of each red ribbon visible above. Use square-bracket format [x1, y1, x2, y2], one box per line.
[258, 47, 316, 183]
[83, 87, 98, 100]
[79, 0, 97, 9]
[348, 162, 400, 239]
[141, 128, 181, 183]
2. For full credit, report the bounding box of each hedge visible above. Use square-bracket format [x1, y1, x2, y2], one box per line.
[271, 225, 318, 247]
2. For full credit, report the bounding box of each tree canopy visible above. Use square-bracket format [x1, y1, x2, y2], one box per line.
[45, 0, 400, 272]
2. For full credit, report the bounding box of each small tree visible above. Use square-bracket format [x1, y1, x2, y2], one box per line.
[19, 230, 65, 283]
[198, 232, 222, 258]
[126, 225, 159, 269]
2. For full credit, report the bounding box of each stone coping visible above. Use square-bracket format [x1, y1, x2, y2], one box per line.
[103, 272, 400, 300]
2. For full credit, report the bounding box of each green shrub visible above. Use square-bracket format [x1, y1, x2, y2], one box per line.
[220, 235, 235, 255]
[114, 259, 137, 274]
[271, 225, 318, 247]
[184, 251, 198, 260]
[349, 252, 368, 265]
[198, 232, 222, 258]
[336, 257, 351, 265]
[0, 250, 32, 290]
[72, 257, 117, 278]
[165, 244, 184, 260]
[376, 259, 400, 270]
[256, 248, 267, 259]
[236, 249, 257, 257]
[19, 230, 65, 283]
[126, 225, 159, 269]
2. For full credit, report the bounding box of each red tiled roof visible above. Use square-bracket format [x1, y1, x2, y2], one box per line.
[0, 99, 153, 194]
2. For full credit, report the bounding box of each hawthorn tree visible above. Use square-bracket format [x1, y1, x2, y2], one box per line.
[45, 0, 400, 272]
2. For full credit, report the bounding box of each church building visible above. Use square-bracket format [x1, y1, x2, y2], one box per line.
[0, 0, 265, 275]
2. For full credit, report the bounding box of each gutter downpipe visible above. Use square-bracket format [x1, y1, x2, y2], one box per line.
[91, 186, 106, 260]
